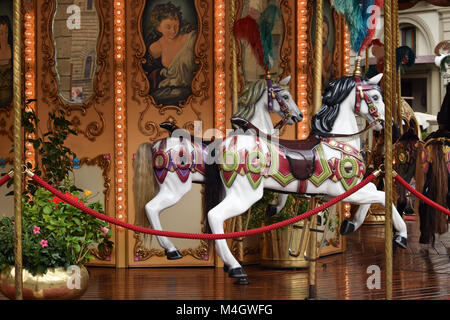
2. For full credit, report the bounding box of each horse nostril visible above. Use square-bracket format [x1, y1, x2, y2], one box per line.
[292, 115, 302, 123]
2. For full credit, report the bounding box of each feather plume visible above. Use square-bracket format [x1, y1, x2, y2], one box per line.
[258, 5, 282, 70]
[396, 46, 416, 70]
[439, 55, 450, 73]
[332, 0, 384, 54]
[360, 0, 383, 53]
[233, 15, 264, 68]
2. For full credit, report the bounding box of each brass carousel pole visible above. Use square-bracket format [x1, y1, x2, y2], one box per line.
[230, 0, 244, 263]
[313, 0, 323, 114]
[384, 0, 394, 300]
[13, 0, 23, 300]
[307, 0, 323, 300]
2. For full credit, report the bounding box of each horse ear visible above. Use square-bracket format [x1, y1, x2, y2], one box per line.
[368, 73, 383, 85]
[279, 76, 291, 86]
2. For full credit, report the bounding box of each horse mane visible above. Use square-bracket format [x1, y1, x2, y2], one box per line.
[312, 76, 370, 134]
[232, 79, 267, 125]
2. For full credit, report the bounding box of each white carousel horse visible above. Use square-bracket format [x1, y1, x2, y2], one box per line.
[133, 76, 303, 259]
[206, 74, 408, 279]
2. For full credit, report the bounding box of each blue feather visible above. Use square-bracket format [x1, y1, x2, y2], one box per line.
[258, 4, 282, 70]
[331, 0, 367, 54]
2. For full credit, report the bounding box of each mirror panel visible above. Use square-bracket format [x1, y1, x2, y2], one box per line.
[52, 0, 99, 104]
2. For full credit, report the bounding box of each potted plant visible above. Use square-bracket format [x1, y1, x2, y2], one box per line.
[0, 107, 113, 299]
[243, 192, 311, 269]
[0, 182, 113, 299]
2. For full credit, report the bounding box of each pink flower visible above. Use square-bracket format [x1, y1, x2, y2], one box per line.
[40, 240, 48, 248]
[33, 225, 40, 235]
[100, 226, 109, 237]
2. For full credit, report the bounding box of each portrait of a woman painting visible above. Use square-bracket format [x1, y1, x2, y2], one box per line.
[0, 15, 12, 109]
[142, 1, 198, 106]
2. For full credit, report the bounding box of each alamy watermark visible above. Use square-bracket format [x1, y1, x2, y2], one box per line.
[66, 265, 81, 290]
[366, 265, 381, 290]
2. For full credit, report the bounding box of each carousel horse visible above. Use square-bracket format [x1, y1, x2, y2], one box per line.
[418, 84, 450, 245]
[133, 76, 303, 259]
[205, 74, 408, 280]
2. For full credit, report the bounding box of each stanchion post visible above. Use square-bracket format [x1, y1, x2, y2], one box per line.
[12, 0, 23, 300]
[307, 198, 317, 300]
[384, 0, 394, 301]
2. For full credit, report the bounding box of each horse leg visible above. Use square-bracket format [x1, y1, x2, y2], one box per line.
[339, 183, 408, 248]
[266, 193, 288, 218]
[145, 174, 192, 259]
[208, 180, 264, 281]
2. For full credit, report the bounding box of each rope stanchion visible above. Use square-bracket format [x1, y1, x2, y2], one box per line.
[28, 170, 378, 240]
[394, 173, 450, 216]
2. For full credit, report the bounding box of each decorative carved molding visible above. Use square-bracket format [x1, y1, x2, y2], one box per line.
[133, 233, 210, 262]
[78, 154, 112, 203]
[40, 0, 112, 141]
[130, 0, 210, 139]
[76, 154, 112, 261]
[279, 0, 294, 81]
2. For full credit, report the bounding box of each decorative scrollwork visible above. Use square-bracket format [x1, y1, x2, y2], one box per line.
[133, 233, 210, 262]
[76, 154, 112, 261]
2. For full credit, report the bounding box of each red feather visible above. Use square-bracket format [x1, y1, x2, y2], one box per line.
[233, 16, 264, 68]
[360, 0, 384, 53]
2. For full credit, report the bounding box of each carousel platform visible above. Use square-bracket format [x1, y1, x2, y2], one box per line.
[1, 220, 449, 300]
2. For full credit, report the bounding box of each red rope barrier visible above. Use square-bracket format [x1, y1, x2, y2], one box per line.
[394, 174, 450, 216]
[30, 172, 377, 240]
[0, 173, 11, 188]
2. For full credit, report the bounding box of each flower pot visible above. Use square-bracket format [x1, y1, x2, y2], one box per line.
[0, 266, 89, 300]
[261, 222, 310, 269]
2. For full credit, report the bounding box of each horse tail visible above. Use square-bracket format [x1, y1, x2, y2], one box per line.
[133, 142, 158, 248]
[203, 142, 224, 233]
[419, 142, 448, 245]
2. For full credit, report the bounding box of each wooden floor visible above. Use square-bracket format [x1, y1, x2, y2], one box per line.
[1, 220, 449, 300]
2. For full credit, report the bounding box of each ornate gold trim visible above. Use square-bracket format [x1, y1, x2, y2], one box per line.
[279, 0, 294, 81]
[40, 0, 111, 141]
[133, 233, 210, 262]
[75, 154, 112, 261]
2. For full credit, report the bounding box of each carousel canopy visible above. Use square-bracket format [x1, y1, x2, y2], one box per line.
[399, 0, 450, 10]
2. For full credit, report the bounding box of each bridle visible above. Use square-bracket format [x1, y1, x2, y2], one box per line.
[355, 77, 381, 123]
[266, 77, 293, 130]
[319, 77, 382, 138]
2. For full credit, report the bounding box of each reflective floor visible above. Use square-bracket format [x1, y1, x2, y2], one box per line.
[1, 221, 449, 300]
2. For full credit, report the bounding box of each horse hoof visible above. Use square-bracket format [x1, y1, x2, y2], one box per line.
[166, 250, 183, 260]
[339, 220, 355, 235]
[223, 265, 229, 273]
[234, 277, 250, 285]
[228, 267, 247, 278]
[266, 205, 277, 218]
[394, 235, 407, 249]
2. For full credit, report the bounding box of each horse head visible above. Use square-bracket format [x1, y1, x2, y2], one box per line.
[266, 76, 303, 125]
[354, 74, 385, 131]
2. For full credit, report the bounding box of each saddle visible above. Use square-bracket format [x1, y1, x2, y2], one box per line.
[230, 117, 320, 180]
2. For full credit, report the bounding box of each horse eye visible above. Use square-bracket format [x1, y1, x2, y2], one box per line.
[373, 95, 379, 101]
[283, 95, 289, 100]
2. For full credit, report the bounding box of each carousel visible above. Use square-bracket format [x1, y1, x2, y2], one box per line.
[0, 0, 448, 302]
